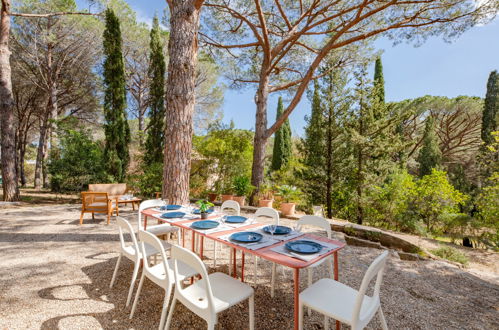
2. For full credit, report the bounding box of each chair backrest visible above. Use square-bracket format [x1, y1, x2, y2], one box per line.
[170, 245, 216, 320]
[254, 207, 279, 225]
[89, 183, 127, 196]
[352, 251, 389, 328]
[296, 215, 331, 239]
[221, 200, 240, 216]
[116, 216, 140, 259]
[138, 199, 166, 229]
[138, 230, 171, 284]
[81, 192, 109, 211]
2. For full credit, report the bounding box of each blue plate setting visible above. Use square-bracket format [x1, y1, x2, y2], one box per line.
[225, 216, 248, 224]
[192, 208, 215, 215]
[160, 204, 182, 211]
[263, 225, 292, 235]
[230, 231, 263, 243]
[161, 212, 186, 219]
[285, 240, 323, 254]
[191, 220, 219, 230]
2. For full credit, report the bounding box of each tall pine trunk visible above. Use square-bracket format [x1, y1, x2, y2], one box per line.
[34, 106, 49, 189]
[162, 0, 203, 204]
[0, 0, 19, 201]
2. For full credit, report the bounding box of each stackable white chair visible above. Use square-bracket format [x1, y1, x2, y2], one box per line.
[130, 230, 198, 330]
[216, 200, 241, 270]
[165, 245, 255, 330]
[139, 200, 180, 244]
[299, 251, 389, 330]
[252, 207, 279, 284]
[109, 217, 172, 307]
[271, 215, 333, 299]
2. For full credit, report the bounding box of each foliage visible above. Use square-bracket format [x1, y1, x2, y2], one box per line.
[417, 116, 442, 177]
[127, 162, 162, 198]
[143, 16, 165, 166]
[476, 172, 499, 248]
[49, 128, 109, 193]
[102, 8, 130, 182]
[196, 199, 214, 213]
[277, 185, 302, 203]
[431, 246, 469, 265]
[232, 175, 254, 197]
[481, 70, 499, 146]
[373, 57, 385, 109]
[271, 97, 292, 172]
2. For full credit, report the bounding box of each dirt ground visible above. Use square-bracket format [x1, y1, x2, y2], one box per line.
[0, 204, 498, 330]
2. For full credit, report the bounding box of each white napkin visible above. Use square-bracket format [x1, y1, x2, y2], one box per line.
[219, 233, 279, 250]
[270, 239, 339, 262]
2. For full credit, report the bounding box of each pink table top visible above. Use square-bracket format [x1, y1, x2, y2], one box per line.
[143, 209, 345, 269]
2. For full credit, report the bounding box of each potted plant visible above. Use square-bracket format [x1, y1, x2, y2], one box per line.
[258, 182, 274, 207]
[207, 191, 218, 202]
[277, 185, 301, 216]
[220, 179, 234, 202]
[232, 175, 254, 206]
[196, 199, 214, 219]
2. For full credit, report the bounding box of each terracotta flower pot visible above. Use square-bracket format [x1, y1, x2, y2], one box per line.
[258, 199, 273, 208]
[233, 196, 245, 207]
[221, 194, 233, 202]
[280, 202, 296, 216]
[207, 193, 218, 202]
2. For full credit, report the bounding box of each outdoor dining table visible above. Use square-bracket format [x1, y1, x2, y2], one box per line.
[141, 208, 346, 330]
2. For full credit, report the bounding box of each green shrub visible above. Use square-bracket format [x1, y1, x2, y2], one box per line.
[127, 162, 162, 198]
[431, 246, 469, 266]
[232, 175, 254, 197]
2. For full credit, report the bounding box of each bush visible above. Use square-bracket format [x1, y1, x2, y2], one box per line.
[431, 246, 469, 266]
[49, 128, 109, 192]
[127, 162, 162, 198]
[232, 175, 254, 197]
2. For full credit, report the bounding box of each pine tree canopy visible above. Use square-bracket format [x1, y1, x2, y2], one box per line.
[144, 15, 166, 167]
[481, 70, 499, 145]
[271, 96, 292, 171]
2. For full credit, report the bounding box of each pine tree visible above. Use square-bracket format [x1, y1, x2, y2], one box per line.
[271, 96, 292, 171]
[102, 8, 130, 181]
[481, 70, 499, 146]
[144, 16, 166, 167]
[417, 115, 442, 177]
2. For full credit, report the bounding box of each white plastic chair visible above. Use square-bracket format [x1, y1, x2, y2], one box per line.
[130, 230, 198, 330]
[252, 207, 279, 284]
[271, 215, 334, 299]
[139, 200, 180, 244]
[165, 245, 255, 330]
[215, 200, 241, 270]
[299, 251, 389, 330]
[109, 217, 172, 307]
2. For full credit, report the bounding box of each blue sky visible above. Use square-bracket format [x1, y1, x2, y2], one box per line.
[122, 1, 499, 136]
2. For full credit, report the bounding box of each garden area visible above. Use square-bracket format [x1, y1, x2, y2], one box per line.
[1, 0, 498, 329]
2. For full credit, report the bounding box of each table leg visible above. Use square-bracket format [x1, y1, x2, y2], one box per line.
[132, 202, 135, 211]
[143, 216, 147, 230]
[232, 248, 237, 278]
[241, 252, 245, 282]
[294, 268, 300, 330]
[182, 229, 185, 248]
[191, 231, 196, 252]
[200, 236, 204, 259]
[334, 251, 340, 330]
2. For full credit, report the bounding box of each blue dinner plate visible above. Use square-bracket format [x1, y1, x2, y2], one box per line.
[285, 240, 323, 254]
[263, 225, 292, 235]
[225, 215, 248, 223]
[193, 208, 214, 214]
[230, 232, 263, 243]
[191, 220, 219, 230]
[160, 204, 182, 211]
[161, 212, 186, 219]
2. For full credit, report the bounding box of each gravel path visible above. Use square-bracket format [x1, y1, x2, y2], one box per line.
[0, 204, 498, 330]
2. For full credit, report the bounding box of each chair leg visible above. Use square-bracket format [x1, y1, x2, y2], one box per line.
[378, 306, 388, 330]
[110, 254, 122, 288]
[116, 206, 120, 216]
[107, 212, 111, 225]
[207, 321, 215, 330]
[126, 260, 141, 307]
[328, 257, 334, 279]
[79, 212, 84, 225]
[130, 272, 145, 318]
[92, 212, 95, 220]
[249, 295, 254, 330]
[158, 285, 172, 330]
[299, 300, 304, 330]
[253, 255, 258, 284]
[164, 297, 177, 330]
[307, 268, 313, 316]
[213, 241, 217, 268]
[271, 263, 277, 298]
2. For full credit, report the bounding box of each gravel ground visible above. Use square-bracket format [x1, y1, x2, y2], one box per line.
[0, 204, 498, 330]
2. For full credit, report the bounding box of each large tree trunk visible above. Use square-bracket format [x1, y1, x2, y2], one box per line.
[250, 81, 269, 204]
[162, 0, 203, 204]
[0, 0, 19, 201]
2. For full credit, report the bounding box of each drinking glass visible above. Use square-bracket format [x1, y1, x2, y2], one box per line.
[268, 224, 277, 236]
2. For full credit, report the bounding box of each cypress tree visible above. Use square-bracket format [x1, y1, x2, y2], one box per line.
[373, 56, 385, 105]
[481, 70, 499, 145]
[271, 96, 292, 171]
[144, 16, 166, 166]
[417, 115, 442, 177]
[102, 8, 130, 181]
